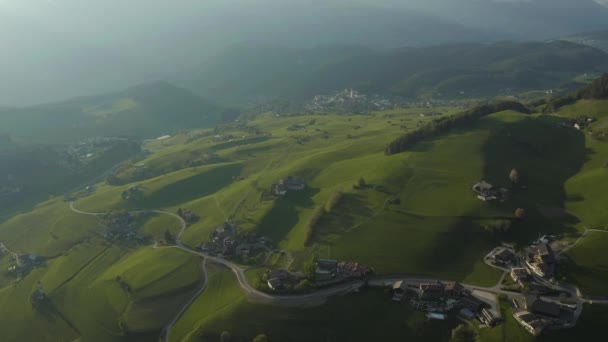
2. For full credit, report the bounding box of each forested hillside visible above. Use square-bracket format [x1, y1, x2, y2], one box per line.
[0, 81, 222, 144]
[178, 40, 608, 106]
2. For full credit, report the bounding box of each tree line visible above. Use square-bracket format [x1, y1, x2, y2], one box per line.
[384, 101, 531, 155]
[304, 189, 344, 246]
[542, 73, 608, 113]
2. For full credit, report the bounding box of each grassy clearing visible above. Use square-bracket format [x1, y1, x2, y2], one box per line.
[170, 265, 245, 342]
[564, 231, 608, 296]
[101, 247, 200, 298]
[188, 288, 459, 342]
[0, 199, 99, 256]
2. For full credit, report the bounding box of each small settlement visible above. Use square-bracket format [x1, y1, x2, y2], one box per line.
[6, 253, 45, 279]
[101, 211, 147, 245]
[264, 258, 371, 293]
[390, 279, 500, 326]
[561, 116, 596, 131]
[472, 181, 509, 202]
[314, 259, 371, 284]
[484, 236, 577, 336]
[198, 220, 267, 260]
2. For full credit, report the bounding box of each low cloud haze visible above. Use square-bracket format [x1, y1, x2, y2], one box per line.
[1, 0, 607, 106]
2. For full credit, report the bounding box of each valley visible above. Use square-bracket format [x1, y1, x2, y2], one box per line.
[1, 75, 608, 341]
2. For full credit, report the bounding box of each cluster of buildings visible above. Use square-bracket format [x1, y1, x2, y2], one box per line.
[304, 89, 469, 114]
[305, 89, 396, 114]
[488, 246, 516, 267]
[6, 253, 45, 279]
[272, 176, 306, 196]
[178, 208, 199, 225]
[314, 259, 371, 283]
[101, 212, 146, 244]
[514, 295, 572, 336]
[391, 280, 499, 326]
[68, 137, 129, 160]
[561, 116, 596, 131]
[472, 181, 509, 202]
[200, 220, 238, 256]
[266, 269, 307, 291]
[199, 220, 265, 259]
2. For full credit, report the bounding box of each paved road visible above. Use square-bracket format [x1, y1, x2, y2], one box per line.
[68, 201, 608, 341]
[69, 202, 365, 308]
[162, 259, 208, 342]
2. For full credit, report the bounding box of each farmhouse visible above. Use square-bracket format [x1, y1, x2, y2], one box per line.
[419, 281, 445, 299]
[337, 261, 371, 279]
[492, 247, 515, 265]
[272, 183, 288, 195]
[461, 296, 484, 312]
[272, 176, 306, 196]
[267, 278, 283, 291]
[524, 243, 556, 278]
[511, 268, 530, 283]
[472, 181, 508, 201]
[525, 295, 562, 318]
[280, 176, 306, 190]
[480, 308, 499, 326]
[514, 311, 549, 336]
[444, 281, 464, 298]
[392, 281, 409, 301]
[315, 259, 338, 280]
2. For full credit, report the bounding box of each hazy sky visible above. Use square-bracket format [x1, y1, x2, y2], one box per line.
[1, 0, 607, 106]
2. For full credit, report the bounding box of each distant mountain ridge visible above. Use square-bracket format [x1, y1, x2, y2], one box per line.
[0, 81, 221, 144]
[177, 40, 608, 106]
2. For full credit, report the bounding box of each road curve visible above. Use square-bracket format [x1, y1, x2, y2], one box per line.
[162, 259, 208, 342]
[68, 201, 608, 342]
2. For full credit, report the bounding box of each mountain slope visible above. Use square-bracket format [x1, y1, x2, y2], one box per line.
[178, 41, 608, 105]
[0, 82, 221, 144]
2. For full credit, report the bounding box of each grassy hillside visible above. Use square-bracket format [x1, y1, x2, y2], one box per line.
[172, 266, 459, 342]
[0, 140, 140, 220]
[179, 41, 608, 105]
[0, 199, 99, 256]
[2, 87, 607, 341]
[0, 237, 202, 342]
[0, 81, 221, 144]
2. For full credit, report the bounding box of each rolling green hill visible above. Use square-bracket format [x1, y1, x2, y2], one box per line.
[178, 41, 608, 106]
[0, 81, 222, 144]
[2, 78, 608, 341]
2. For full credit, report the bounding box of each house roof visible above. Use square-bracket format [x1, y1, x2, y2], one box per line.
[392, 281, 408, 291]
[474, 181, 494, 191]
[495, 248, 513, 259]
[526, 296, 561, 317]
[316, 259, 338, 267]
[267, 278, 283, 289]
[420, 281, 444, 292]
[445, 281, 463, 291]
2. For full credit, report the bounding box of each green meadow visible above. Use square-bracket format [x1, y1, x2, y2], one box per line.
[1, 97, 607, 341]
[172, 266, 459, 342]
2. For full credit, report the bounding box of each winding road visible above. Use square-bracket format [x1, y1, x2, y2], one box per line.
[67, 201, 608, 341]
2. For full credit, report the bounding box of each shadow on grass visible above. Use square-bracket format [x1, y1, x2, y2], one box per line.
[256, 197, 300, 243]
[141, 163, 242, 208]
[480, 115, 588, 242]
[314, 194, 375, 244]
